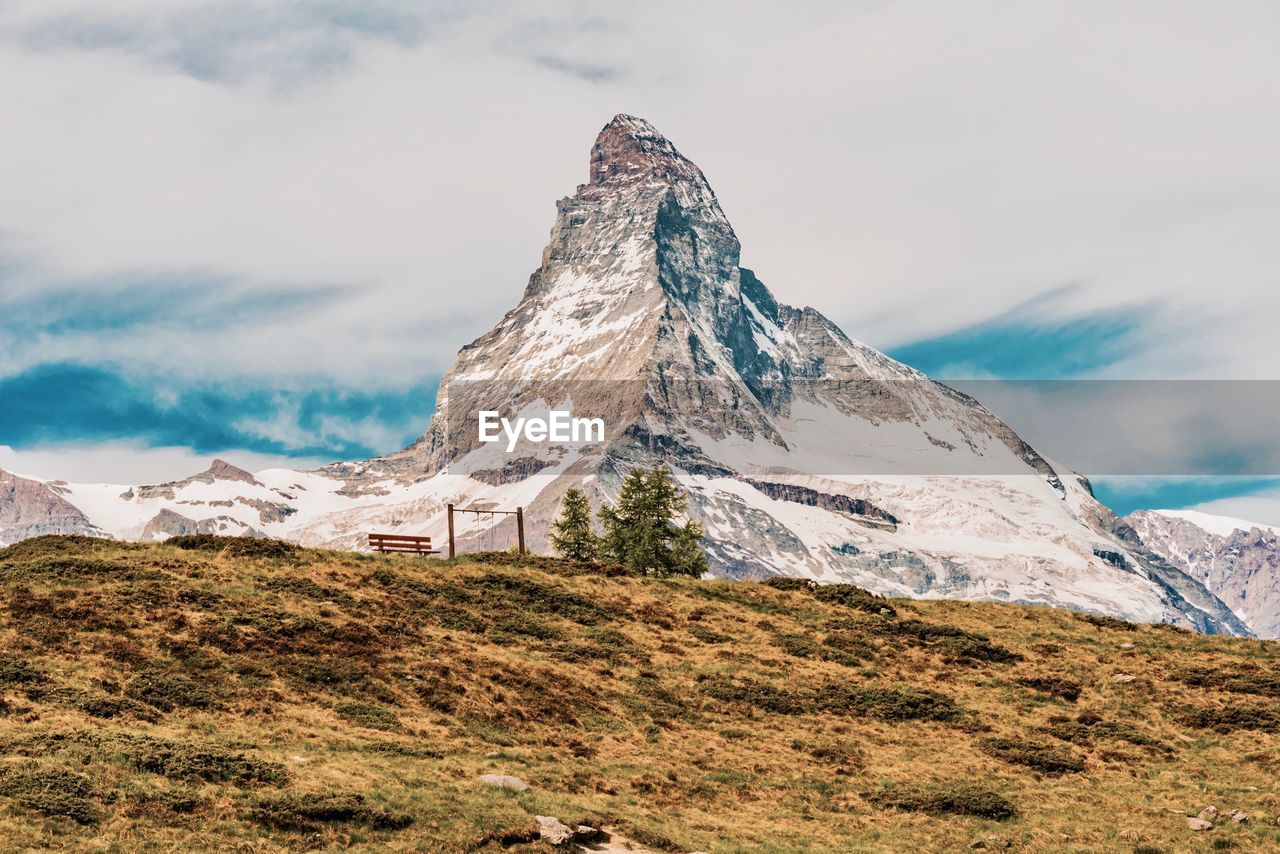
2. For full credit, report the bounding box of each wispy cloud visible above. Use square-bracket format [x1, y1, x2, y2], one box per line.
[6, 1, 455, 84]
[0, 363, 436, 461]
[531, 54, 622, 83]
[0, 274, 349, 340]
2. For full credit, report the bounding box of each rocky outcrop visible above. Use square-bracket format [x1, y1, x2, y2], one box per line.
[240, 498, 297, 525]
[139, 508, 262, 540]
[469, 457, 555, 486]
[743, 479, 898, 530]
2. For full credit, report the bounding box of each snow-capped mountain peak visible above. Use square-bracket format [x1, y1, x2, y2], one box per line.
[0, 116, 1256, 637]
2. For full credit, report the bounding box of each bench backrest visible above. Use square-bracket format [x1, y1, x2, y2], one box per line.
[368, 533, 438, 553]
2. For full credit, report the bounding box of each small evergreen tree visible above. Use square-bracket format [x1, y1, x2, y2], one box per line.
[550, 487, 598, 561]
[598, 465, 708, 577]
[670, 516, 710, 577]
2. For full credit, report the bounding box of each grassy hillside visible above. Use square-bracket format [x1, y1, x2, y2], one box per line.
[0, 536, 1277, 852]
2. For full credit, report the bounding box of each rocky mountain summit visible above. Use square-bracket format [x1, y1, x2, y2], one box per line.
[1127, 510, 1280, 638]
[1, 115, 1259, 636]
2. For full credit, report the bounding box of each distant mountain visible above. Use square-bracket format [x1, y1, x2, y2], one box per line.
[1127, 509, 1280, 638]
[0, 468, 104, 545]
[2, 115, 1252, 636]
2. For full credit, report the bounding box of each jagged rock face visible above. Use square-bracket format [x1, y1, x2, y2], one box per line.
[0, 469, 104, 545]
[0, 115, 1255, 637]
[140, 508, 261, 540]
[1127, 510, 1280, 638]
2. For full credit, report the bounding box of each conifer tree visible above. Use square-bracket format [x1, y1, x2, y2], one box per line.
[670, 515, 710, 577]
[598, 465, 707, 577]
[550, 487, 598, 561]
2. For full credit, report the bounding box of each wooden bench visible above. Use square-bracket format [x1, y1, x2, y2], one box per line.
[368, 533, 441, 555]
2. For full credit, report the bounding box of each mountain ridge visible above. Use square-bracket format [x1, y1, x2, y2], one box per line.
[1128, 509, 1280, 638]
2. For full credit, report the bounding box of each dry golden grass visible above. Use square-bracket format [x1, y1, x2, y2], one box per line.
[0, 534, 1277, 852]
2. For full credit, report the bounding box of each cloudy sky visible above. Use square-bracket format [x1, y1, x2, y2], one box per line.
[1, 1, 1278, 518]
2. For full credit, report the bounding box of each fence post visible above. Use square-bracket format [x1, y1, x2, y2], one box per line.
[447, 503, 455, 558]
[516, 506, 525, 555]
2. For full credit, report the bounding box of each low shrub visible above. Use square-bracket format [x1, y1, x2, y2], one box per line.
[762, 577, 813, 592]
[700, 675, 809, 715]
[0, 655, 47, 687]
[264, 575, 355, 605]
[0, 763, 101, 824]
[124, 671, 222, 712]
[797, 740, 863, 773]
[1078, 613, 1137, 631]
[813, 584, 897, 617]
[1018, 675, 1082, 702]
[25, 685, 157, 721]
[167, 534, 300, 559]
[124, 786, 205, 817]
[701, 676, 963, 723]
[689, 624, 731, 644]
[247, 792, 412, 832]
[1043, 712, 1167, 754]
[824, 684, 964, 723]
[377, 570, 624, 633]
[460, 550, 631, 578]
[122, 736, 289, 786]
[760, 577, 897, 617]
[0, 534, 125, 561]
[877, 619, 1020, 664]
[774, 632, 864, 668]
[1175, 665, 1280, 699]
[979, 736, 1086, 774]
[362, 740, 444, 758]
[336, 700, 404, 732]
[865, 781, 1015, 820]
[1174, 702, 1280, 733]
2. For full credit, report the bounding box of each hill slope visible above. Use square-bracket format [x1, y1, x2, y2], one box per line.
[1, 537, 1277, 852]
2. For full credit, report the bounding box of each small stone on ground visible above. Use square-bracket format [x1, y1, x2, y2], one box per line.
[477, 773, 529, 791]
[536, 815, 574, 844]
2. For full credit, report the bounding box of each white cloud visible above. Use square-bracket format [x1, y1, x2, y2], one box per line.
[0, 441, 328, 484]
[1, 1, 1275, 383]
[1183, 491, 1280, 529]
[0, 2, 1276, 385]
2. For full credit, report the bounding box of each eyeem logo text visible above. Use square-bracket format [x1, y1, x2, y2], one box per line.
[478, 411, 605, 452]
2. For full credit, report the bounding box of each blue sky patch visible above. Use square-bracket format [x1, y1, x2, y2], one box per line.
[1091, 476, 1280, 519]
[886, 309, 1144, 380]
